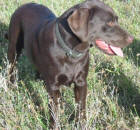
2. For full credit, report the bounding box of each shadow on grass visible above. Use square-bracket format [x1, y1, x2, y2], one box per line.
[95, 61, 140, 116]
[25, 80, 49, 128]
[16, 55, 49, 128]
[0, 21, 8, 44]
[18, 69, 49, 129]
[20, 79, 49, 129]
[0, 21, 8, 63]
[124, 38, 140, 67]
[0, 21, 9, 68]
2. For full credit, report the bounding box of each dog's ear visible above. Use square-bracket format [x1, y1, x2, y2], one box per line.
[67, 8, 89, 42]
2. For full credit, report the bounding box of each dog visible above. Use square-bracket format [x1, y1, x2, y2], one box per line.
[7, 0, 133, 128]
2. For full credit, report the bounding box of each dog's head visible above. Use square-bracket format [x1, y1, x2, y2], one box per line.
[66, 0, 133, 56]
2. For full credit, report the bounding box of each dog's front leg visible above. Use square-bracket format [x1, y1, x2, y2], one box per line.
[48, 89, 61, 130]
[74, 83, 87, 122]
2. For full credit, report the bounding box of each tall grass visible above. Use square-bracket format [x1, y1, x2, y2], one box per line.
[0, 0, 140, 129]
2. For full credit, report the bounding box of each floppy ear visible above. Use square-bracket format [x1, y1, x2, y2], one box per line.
[67, 8, 89, 42]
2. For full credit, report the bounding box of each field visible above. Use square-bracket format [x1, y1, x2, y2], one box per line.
[0, 0, 140, 129]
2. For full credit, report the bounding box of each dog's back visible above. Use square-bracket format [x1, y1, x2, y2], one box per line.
[8, 3, 56, 63]
[10, 3, 56, 34]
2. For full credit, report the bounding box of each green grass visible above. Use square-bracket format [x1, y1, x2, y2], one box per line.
[0, 0, 140, 129]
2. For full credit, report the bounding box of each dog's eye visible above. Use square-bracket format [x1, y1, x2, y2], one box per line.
[107, 21, 115, 27]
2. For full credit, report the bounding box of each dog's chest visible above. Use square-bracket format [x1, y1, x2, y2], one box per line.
[55, 56, 89, 87]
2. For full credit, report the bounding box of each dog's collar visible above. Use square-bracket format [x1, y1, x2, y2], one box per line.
[55, 23, 84, 58]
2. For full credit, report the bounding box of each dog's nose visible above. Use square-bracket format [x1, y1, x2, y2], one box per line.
[127, 36, 133, 44]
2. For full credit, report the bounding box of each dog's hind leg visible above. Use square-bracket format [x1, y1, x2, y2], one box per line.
[7, 14, 24, 82]
[8, 16, 23, 63]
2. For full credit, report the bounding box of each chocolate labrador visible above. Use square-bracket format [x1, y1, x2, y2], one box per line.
[7, 0, 133, 128]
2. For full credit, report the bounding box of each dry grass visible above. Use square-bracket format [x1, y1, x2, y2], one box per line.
[0, 0, 140, 129]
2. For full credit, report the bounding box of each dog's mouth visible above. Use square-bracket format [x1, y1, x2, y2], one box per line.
[95, 40, 123, 57]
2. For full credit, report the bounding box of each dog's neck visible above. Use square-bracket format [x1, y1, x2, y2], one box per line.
[55, 19, 89, 58]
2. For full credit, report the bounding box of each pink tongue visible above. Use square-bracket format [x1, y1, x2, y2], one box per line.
[95, 40, 123, 57]
[110, 45, 123, 57]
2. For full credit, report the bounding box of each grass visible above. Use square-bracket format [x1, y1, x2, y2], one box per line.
[0, 0, 140, 129]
